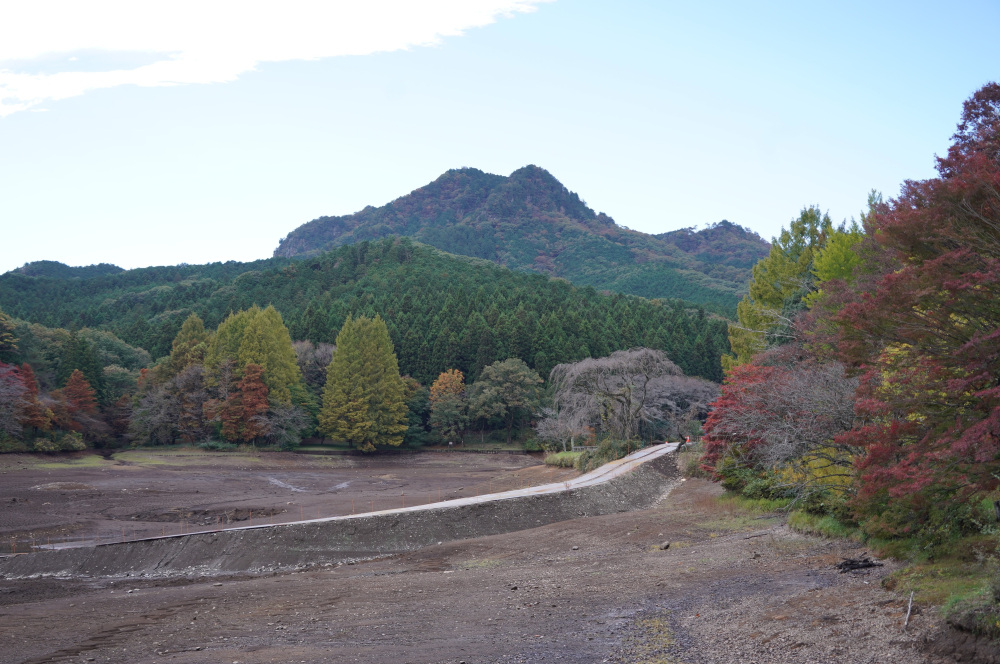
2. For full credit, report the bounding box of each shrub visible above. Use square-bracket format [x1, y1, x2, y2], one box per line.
[544, 451, 581, 467]
[678, 440, 709, 478]
[197, 440, 238, 451]
[522, 437, 543, 452]
[574, 438, 648, 472]
[32, 437, 60, 453]
[0, 437, 29, 453]
[58, 432, 87, 451]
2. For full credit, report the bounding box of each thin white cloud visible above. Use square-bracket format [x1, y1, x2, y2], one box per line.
[0, 0, 550, 117]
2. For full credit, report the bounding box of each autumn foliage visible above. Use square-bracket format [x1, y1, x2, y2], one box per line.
[703, 82, 1000, 540]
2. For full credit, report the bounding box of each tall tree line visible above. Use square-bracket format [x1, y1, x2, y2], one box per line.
[0, 239, 729, 384]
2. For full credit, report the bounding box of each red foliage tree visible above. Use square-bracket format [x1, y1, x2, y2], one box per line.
[46, 389, 77, 431]
[215, 364, 270, 444]
[823, 82, 1000, 534]
[701, 362, 775, 474]
[237, 364, 270, 444]
[216, 395, 243, 443]
[18, 363, 52, 433]
[63, 369, 98, 416]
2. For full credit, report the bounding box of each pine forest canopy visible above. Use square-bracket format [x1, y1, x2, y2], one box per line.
[274, 165, 769, 313]
[0, 238, 730, 385]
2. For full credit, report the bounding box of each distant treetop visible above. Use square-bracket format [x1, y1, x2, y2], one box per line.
[11, 261, 125, 279]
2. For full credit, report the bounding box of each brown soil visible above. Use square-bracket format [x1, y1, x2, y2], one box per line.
[0, 451, 976, 663]
[0, 450, 558, 551]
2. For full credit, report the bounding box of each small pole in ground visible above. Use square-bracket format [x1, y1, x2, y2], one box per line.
[904, 591, 915, 631]
[352, 498, 355, 515]
[401, 492, 405, 508]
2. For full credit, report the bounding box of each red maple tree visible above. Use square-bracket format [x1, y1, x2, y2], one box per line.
[18, 363, 51, 432]
[824, 82, 1000, 534]
[63, 369, 98, 416]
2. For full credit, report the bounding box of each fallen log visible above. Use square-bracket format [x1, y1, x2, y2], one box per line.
[835, 556, 884, 573]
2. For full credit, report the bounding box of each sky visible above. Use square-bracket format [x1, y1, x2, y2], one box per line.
[2, 0, 999, 274]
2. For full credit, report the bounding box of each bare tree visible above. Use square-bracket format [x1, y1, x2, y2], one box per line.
[293, 340, 335, 393]
[0, 363, 28, 439]
[705, 357, 859, 497]
[263, 403, 310, 449]
[546, 348, 718, 442]
[534, 402, 591, 451]
[129, 384, 180, 445]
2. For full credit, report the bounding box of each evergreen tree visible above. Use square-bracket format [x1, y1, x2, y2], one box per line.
[237, 305, 301, 403]
[429, 369, 468, 443]
[205, 305, 302, 403]
[319, 315, 408, 452]
[0, 307, 18, 363]
[724, 206, 831, 370]
[468, 358, 543, 443]
[164, 313, 210, 378]
[59, 331, 104, 399]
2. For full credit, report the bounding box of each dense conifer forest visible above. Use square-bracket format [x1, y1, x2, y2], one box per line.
[0, 238, 729, 385]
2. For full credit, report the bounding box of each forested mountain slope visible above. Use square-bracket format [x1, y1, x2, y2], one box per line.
[274, 166, 768, 314]
[0, 238, 729, 384]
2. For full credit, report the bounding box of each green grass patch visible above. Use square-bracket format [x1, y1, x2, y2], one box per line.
[544, 451, 582, 467]
[696, 492, 789, 532]
[716, 493, 792, 514]
[34, 453, 111, 469]
[300, 439, 354, 450]
[788, 510, 860, 540]
[112, 447, 265, 467]
[887, 558, 992, 606]
[460, 557, 505, 570]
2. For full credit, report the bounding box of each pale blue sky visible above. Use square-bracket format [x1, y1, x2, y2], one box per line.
[2, 0, 998, 274]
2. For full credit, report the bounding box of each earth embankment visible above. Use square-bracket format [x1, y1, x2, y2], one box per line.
[0, 450, 679, 580]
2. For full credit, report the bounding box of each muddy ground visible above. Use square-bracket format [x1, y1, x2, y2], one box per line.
[0, 450, 981, 663]
[0, 450, 562, 552]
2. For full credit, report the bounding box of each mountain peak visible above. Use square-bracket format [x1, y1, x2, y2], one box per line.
[273, 166, 769, 310]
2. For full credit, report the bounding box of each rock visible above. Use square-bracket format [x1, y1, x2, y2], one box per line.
[572, 546, 579, 550]
[660, 542, 671, 550]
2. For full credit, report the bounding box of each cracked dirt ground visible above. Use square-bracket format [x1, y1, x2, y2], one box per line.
[0, 471, 951, 664]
